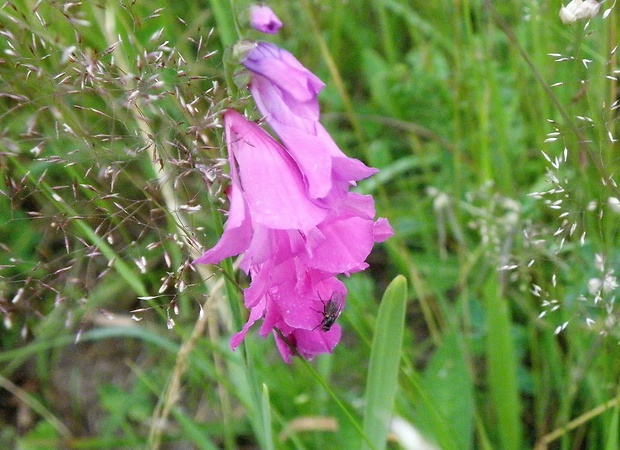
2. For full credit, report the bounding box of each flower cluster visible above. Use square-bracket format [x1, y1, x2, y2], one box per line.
[196, 8, 392, 362]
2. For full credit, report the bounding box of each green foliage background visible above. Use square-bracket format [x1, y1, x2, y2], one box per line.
[1, 0, 620, 449]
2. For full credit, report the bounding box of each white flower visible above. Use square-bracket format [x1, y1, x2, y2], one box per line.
[559, 0, 601, 24]
[608, 197, 620, 214]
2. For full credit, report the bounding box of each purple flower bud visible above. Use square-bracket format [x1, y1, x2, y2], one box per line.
[249, 4, 282, 34]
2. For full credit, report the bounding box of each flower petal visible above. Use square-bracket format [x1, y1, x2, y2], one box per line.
[293, 326, 341, 360]
[194, 183, 252, 265]
[304, 216, 375, 273]
[225, 109, 327, 231]
[373, 217, 394, 243]
[230, 296, 266, 350]
[243, 42, 325, 108]
[244, 45, 377, 198]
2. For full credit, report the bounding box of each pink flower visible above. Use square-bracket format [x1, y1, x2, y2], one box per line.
[195, 110, 345, 360]
[241, 42, 378, 199]
[194, 109, 327, 267]
[231, 261, 346, 362]
[196, 37, 398, 362]
[249, 4, 282, 34]
[194, 109, 392, 362]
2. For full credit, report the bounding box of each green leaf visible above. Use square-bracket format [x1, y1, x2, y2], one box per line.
[362, 275, 408, 450]
[484, 276, 523, 450]
[422, 328, 474, 450]
[604, 397, 619, 450]
[261, 383, 274, 450]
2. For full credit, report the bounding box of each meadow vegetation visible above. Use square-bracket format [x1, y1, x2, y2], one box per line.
[1, 0, 619, 448]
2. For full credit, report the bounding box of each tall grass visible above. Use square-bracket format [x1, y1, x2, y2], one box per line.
[1, 0, 620, 449]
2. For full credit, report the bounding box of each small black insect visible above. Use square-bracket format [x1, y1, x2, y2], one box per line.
[312, 291, 345, 332]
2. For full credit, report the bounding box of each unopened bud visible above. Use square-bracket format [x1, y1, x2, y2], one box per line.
[248, 4, 282, 34]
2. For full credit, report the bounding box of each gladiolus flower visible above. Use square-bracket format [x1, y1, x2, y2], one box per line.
[194, 110, 345, 361]
[231, 262, 346, 363]
[197, 38, 393, 361]
[194, 109, 326, 267]
[249, 4, 282, 34]
[195, 109, 392, 361]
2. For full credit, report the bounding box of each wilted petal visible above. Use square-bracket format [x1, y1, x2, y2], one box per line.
[249, 4, 282, 34]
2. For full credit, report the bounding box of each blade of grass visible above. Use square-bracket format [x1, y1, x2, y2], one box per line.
[486, 0, 620, 200]
[0, 325, 180, 380]
[483, 275, 523, 450]
[208, 0, 239, 47]
[171, 408, 220, 450]
[0, 374, 72, 440]
[371, 2, 397, 64]
[299, 0, 366, 148]
[219, 256, 274, 450]
[400, 362, 459, 450]
[422, 328, 474, 450]
[227, 341, 276, 450]
[604, 396, 619, 450]
[261, 383, 275, 450]
[361, 275, 408, 450]
[93, 6, 247, 449]
[535, 392, 620, 449]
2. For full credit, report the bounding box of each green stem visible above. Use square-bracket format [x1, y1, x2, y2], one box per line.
[210, 0, 240, 48]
